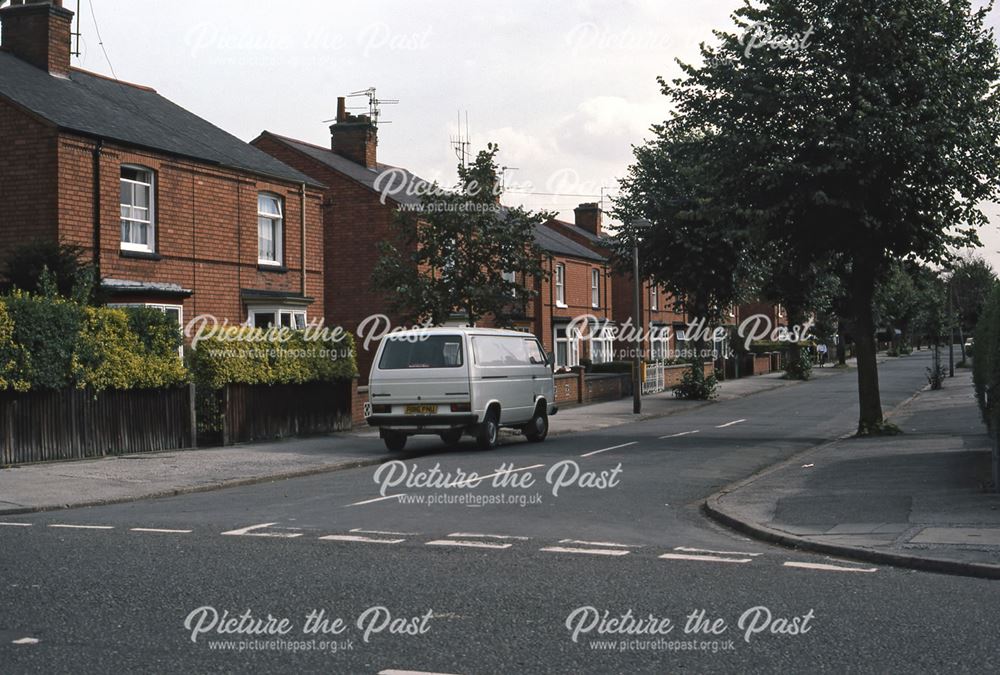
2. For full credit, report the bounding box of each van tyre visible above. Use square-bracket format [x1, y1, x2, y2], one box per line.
[524, 405, 548, 442]
[383, 431, 407, 452]
[440, 429, 463, 446]
[476, 408, 500, 450]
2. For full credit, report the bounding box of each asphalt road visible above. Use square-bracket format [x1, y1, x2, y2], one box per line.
[3, 350, 997, 674]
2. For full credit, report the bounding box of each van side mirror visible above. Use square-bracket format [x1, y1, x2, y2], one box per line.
[546, 352, 555, 369]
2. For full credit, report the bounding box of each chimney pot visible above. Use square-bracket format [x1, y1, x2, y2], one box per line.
[330, 95, 378, 169]
[1, 0, 74, 76]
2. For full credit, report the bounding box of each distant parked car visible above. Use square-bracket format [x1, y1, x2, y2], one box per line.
[965, 337, 974, 357]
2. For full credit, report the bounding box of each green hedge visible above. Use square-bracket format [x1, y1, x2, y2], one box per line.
[590, 360, 633, 374]
[0, 293, 187, 392]
[973, 285, 1000, 431]
[189, 326, 357, 390]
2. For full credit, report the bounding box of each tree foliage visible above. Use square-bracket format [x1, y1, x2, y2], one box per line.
[616, 0, 1000, 433]
[950, 255, 997, 335]
[373, 145, 550, 326]
[2, 240, 97, 303]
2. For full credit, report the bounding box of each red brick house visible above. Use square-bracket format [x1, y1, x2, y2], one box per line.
[542, 204, 688, 361]
[0, 0, 325, 335]
[253, 105, 616, 377]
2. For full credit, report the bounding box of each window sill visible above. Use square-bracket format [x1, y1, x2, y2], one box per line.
[555, 302, 569, 309]
[120, 249, 162, 261]
[257, 263, 288, 273]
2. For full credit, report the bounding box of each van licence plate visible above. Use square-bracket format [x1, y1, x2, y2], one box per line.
[405, 405, 438, 415]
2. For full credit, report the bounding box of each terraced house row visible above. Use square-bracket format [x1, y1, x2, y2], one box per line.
[0, 0, 766, 382]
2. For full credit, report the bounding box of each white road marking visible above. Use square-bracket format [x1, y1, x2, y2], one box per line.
[346, 494, 407, 507]
[801, 463, 815, 468]
[448, 532, 530, 540]
[450, 464, 545, 488]
[659, 430, 700, 439]
[350, 528, 419, 536]
[559, 539, 641, 548]
[426, 539, 512, 550]
[130, 528, 192, 534]
[580, 441, 637, 458]
[541, 546, 630, 557]
[659, 553, 752, 564]
[379, 670, 461, 675]
[48, 524, 113, 530]
[0, 522, 32, 527]
[784, 561, 878, 573]
[320, 534, 405, 544]
[715, 419, 747, 428]
[11, 637, 39, 645]
[674, 546, 762, 557]
[220, 522, 303, 538]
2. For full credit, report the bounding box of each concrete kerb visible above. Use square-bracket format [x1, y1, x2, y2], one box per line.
[702, 380, 1000, 579]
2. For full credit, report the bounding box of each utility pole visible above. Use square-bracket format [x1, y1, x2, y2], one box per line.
[632, 220, 647, 415]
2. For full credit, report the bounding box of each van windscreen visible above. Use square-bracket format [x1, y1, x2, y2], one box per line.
[378, 335, 464, 369]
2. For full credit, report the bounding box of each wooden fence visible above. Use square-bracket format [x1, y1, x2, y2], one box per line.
[0, 385, 195, 465]
[220, 380, 352, 445]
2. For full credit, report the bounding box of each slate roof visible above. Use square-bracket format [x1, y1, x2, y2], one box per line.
[0, 51, 319, 187]
[260, 133, 425, 205]
[546, 217, 612, 247]
[260, 133, 608, 263]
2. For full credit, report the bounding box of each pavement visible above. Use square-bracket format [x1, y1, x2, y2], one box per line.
[0, 362, 841, 516]
[706, 365, 1000, 578]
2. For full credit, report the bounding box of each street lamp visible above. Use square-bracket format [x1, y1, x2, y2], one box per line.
[631, 219, 650, 415]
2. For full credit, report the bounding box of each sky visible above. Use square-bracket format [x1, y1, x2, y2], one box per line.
[68, 0, 1000, 271]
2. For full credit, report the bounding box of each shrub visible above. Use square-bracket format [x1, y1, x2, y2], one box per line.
[590, 360, 634, 374]
[673, 360, 718, 400]
[189, 326, 357, 390]
[973, 286, 1000, 431]
[0, 303, 28, 392]
[3, 291, 85, 390]
[783, 347, 813, 380]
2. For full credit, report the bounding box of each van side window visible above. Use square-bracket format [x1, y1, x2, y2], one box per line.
[524, 339, 546, 365]
[378, 335, 464, 369]
[473, 336, 529, 367]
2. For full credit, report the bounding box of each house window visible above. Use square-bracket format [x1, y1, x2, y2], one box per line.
[591, 269, 600, 308]
[650, 284, 658, 311]
[107, 303, 183, 356]
[249, 307, 306, 329]
[258, 193, 284, 265]
[120, 166, 154, 252]
[502, 270, 517, 297]
[555, 263, 566, 307]
[554, 325, 579, 369]
[590, 322, 614, 364]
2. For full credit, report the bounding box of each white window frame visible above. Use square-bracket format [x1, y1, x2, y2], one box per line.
[120, 165, 155, 253]
[591, 269, 600, 308]
[650, 326, 669, 361]
[501, 270, 517, 297]
[555, 263, 566, 307]
[650, 284, 659, 311]
[590, 322, 614, 364]
[247, 306, 307, 330]
[257, 193, 284, 266]
[107, 302, 183, 357]
[554, 325, 579, 369]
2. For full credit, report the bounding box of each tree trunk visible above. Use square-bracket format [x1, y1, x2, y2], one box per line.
[837, 320, 847, 365]
[851, 274, 883, 433]
[784, 306, 804, 378]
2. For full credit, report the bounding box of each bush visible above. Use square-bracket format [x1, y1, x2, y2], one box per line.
[973, 286, 1000, 431]
[0, 293, 188, 392]
[672, 361, 718, 400]
[189, 326, 357, 390]
[783, 347, 813, 380]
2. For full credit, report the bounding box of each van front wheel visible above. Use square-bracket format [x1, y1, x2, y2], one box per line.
[383, 431, 407, 452]
[524, 406, 548, 442]
[476, 409, 500, 450]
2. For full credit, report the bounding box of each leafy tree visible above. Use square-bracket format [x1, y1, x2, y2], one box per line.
[631, 0, 1000, 434]
[949, 255, 997, 336]
[2, 240, 97, 302]
[373, 144, 550, 326]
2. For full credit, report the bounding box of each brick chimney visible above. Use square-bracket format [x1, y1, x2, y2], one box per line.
[0, 0, 74, 77]
[330, 96, 378, 169]
[574, 202, 603, 237]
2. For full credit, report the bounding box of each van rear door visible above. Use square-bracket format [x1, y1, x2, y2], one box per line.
[369, 334, 471, 412]
[470, 335, 535, 424]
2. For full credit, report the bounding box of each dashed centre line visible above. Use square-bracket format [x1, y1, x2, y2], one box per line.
[659, 553, 753, 564]
[347, 494, 407, 507]
[450, 464, 545, 488]
[580, 441, 638, 458]
[320, 534, 405, 544]
[130, 528, 192, 534]
[541, 546, 631, 557]
[659, 430, 700, 439]
[0, 522, 32, 527]
[715, 419, 747, 428]
[48, 524, 113, 530]
[426, 539, 512, 550]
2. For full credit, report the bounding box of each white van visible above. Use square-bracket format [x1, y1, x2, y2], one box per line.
[365, 327, 557, 451]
